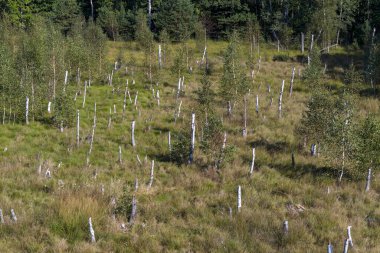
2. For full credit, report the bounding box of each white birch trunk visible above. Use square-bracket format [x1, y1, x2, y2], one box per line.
[237, 185, 242, 212]
[88, 217, 96, 243]
[243, 96, 247, 137]
[249, 147, 256, 175]
[301, 32, 305, 53]
[134, 91, 138, 107]
[10, 209, 17, 222]
[134, 178, 139, 191]
[158, 44, 162, 68]
[129, 195, 137, 224]
[82, 81, 87, 108]
[289, 67, 295, 97]
[343, 239, 349, 253]
[278, 80, 285, 118]
[48, 101, 51, 113]
[148, 160, 154, 188]
[76, 110, 80, 147]
[118, 146, 122, 164]
[256, 95, 259, 113]
[26, 97, 29, 125]
[0, 209, 4, 224]
[168, 131, 171, 152]
[365, 168, 372, 192]
[347, 226, 353, 247]
[131, 120, 136, 147]
[189, 113, 195, 164]
[283, 220, 289, 234]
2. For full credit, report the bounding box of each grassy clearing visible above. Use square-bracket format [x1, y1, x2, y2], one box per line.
[0, 40, 379, 252]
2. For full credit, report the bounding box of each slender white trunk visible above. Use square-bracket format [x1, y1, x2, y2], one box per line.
[148, 160, 154, 188]
[301, 32, 305, 53]
[76, 110, 80, 147]
[10, 209, 17, 222]
[237, 185, 242, 212]
[175, 100, 182, 122]
[365, 168, 372, 192]
[131, 120, 136, 147]
[158, 44, 162, 68]
[256, 95, 259, 113]
[118, 146, 122, 164]
[249, 147, 256, 175]
[343, 239, 349, 253]
[283, 220, 289, 234]
[189, 113, 195, 163]
[48, 101, 51, 113]
[90, 0, 94, 19]
[347, 226, 353, 247]
[0, 209, 4, 224]
[134, 92, 138, 107]
[82, 81, 87, 108]
[168, 131, 171, 152]
[289, 67, 295, 97]
[129, 195, 137, 224]
[278, 80, 285, 118]
[243, 96, 247, 137]
[88, 217, 96, 243]
[26, 97, 29, 125]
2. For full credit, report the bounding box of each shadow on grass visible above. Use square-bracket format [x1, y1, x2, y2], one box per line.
[359, 87, 379, 98]
[269, 162, 358, 182]
[249, 139, 290, 154]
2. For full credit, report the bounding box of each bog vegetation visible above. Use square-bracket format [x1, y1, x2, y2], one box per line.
[0, 0, 380, 252]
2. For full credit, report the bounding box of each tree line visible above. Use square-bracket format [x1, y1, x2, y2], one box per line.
[0, 0, 379, 44]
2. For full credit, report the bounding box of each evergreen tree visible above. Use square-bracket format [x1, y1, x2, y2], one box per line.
[155, 0, 196, 41]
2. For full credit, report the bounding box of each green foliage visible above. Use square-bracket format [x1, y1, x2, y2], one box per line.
[220, 31, 249, 106]
[354, 115, 380, 171]
[51, 0, 81, 35]
[196, 72, 215, 115]
[302, 48, 323, 89]
[155, 0, 196, 41]
[171, 130, 191, 165]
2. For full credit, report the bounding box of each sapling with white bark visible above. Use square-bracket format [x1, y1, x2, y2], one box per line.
[82, 81, 87, 108]
[289, 67, 295, 97]
[48, 101, 51, 113]
[129, 195, 137, 224]
[283, 220, 289, 234]
[243, 96, 247, 137]
[343, 239, 349, 253]
[10, 209, 17, 222]
[237, 185, 242, 212]
[256, 94, 259, 114]
[26, 97, 29, 125]
[347, 226, 353, 247]
[175, 100, 183, 122]
[365, 168, 371, 192]
[148, 160, 154, 188]
[134, 178, 139, 191]
[0, 209, 4, 224]
[134, 91, 138, 108]
[249, 147, 256, 175]
[168, 131, 171, 152]
[118, 146, 122, 164]
[327, 243, 333, 253]
[76, 110, 80, 147]
[278, 80, 285, 118]
[189, 113, 195, 164]
[88, 217, 96, 243]
[131, 120, 136, 147]
[107, 108, 112, 129]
